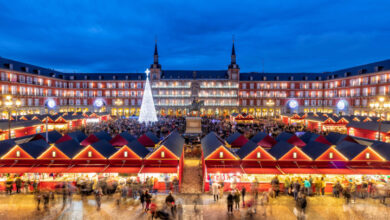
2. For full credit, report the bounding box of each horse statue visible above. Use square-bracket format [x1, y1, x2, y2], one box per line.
[189, 98, 204, 112]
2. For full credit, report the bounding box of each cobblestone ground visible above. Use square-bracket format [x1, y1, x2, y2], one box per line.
[1, 193, 390, 220]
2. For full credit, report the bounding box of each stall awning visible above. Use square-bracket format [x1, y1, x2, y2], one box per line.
[353, 169, 390, 175]
[243, 168, 281, 174]
[206, 168, 243, 174]
[281, 168, 321, 174]
[141, 167, 177, 173]
[104, 167, 140, 173]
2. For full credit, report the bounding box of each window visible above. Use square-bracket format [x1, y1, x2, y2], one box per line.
[329, 152, 333, 159]
[124, 151, 128, 158]
[256, 152, 261, 159]
[16, 150, 21, 157]
[219, 151, 224, 158]
[88, 151, 92, 158]
[292, 152, 297, 159]
[365, 152, 370, 159]
[161, 151, 165, 158]
[52, 151, 56, 158]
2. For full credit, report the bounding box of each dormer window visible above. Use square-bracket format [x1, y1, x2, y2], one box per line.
[292, 152, 297, 159]
[88, 151, 92, 158]
[219, 152, 224, 158]
[99, 75, 102, 80]
[124, 151, 128, 158]
[16, 150, 20, 157]
[329, 152, 333, 159]
[84, 75, 88, 80]
[113, 75, 116, 80]
[365, 152, 370, 159]
[52, 151, 56, 158]
[256, 152, 261, 159]
[161, 151, 165, 158]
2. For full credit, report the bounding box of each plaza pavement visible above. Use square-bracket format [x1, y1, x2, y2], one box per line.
[1, 193, 390, 219]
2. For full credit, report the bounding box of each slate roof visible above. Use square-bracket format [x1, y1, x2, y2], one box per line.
[67, 131, 87, 143]
[81, 134, 100, 146]
[19, 139, 49, 158]
[370, 142, 390, 161]
[36, 130, 62, 143]
[145, 132, 160, 144]
[236, 140, 258, 159]
[226, 132, 242, 144]
[251, 132, 269, 143]
[161, 70, 228, 80]
[0, 120, 41, 130]
[346, 121, 390, 133]
[301, 141, 331, 159]
[55, 135, 74, 144]
[119, 132, 136, 143]
[91, 140, 117, 158]
[225, 132, 248, 147]
[127, 140, 150, 158]
[93, 131, 112, 142]
[267, 141, 294, 159]
[275, 132, 294, 142]
[55, 139, 85, 158]
[109, 135, 129, 147]
[240, 72, 323, 81]
[300, 132, 320, 144]
[335, 140, 367, 160]
[0, 139, 17, 157]
[201, 132, 227, 158]
[325, 132, 357, 145]
[159, 131, 184, 158]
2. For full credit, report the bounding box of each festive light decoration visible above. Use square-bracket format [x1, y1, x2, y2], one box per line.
[138, 68, 158, 123]
[94, 99, 104, 108]
[46, 99, 56, 109]
[337, 100, 346, 110]
[289, 100, 298, 109]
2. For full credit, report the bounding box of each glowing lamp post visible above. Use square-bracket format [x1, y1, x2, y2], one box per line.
[369, 97, 390, 141]
[0, 95, 22, 139]
[45, 99, 56, 142]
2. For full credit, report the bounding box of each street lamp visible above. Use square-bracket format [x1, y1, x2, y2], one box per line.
[45, 99, 56, 142]
[0, 95, 22, 139]
[369, 96, 390, 141]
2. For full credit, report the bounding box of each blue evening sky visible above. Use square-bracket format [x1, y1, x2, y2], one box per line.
[0, 0, 389, 73]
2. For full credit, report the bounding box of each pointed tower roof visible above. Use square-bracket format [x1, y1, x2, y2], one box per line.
[231, 41, 236, 56]
[154, 41, 158, 55]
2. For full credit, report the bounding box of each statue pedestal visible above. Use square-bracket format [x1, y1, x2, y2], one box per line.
[185, 117, 202, 134]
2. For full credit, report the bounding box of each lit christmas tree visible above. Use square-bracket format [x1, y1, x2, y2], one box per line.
[138, 68, 158, 123]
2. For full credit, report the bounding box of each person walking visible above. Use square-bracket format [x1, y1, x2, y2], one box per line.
[295, 192, 307, 220]
[145, 190, 152, 212]
[94, 188, 103, 211]
[303, 179, 311, 196]
[241, 187, 246, 207]
[293, 179, 300, 201]
[165, 191, 176, 216]
[140, 190, 146, 210]
[35, 190, 42, 211]
[227, 192, 234, 214]
[234, 189, 241, 210]
[212, 182, 219, 201]
[321, 177, 326, 196]
[15, 175, 22, 193]
[271, 176, 280, 197]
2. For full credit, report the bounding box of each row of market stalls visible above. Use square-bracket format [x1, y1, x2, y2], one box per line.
[0, 112, 110, 140]
[0, 130, 185, 191]
[230, 113, 255, 124]
[202, 131, 390, 192]
[280, 112, 385, 138]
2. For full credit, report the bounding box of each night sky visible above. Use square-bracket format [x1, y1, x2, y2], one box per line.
[0, 0, 389, 73]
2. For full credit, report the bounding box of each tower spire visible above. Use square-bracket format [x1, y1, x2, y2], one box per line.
[153, 37, 159, 64]
[231, 35, 236, 64]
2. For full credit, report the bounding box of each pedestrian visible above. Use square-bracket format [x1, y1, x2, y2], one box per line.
[293, 179, 300, 201]
[343, 184, 351, 204]
[62, 186, 68, 210]
[140, 190, 146, 210]
[94, 188, 103, 211]
[234, 189, 241, 210]
[6, 176, 13, 195]
[321, 177, 326, 196]
[15, 175, 22, 193]
[35, 190, 42, 211]
[177, 202, 183, 220]
[241, 187, 246, 207]
[212, 182, 219, 201]
[271, 176, 280, 197]
[304, 178, 311, 196]
[165, 191, 176, 216]
[145, 190, 152, 212]
[219, 182, 224, 199]
[295, 192, 307, 220]
[43, 190, 50, 211]
[227, 192, 234, 214]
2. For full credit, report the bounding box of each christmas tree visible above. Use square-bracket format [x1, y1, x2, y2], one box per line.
[138, 68, 158, 123]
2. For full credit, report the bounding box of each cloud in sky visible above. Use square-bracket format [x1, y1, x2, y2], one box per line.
[0, 0, 389, 73]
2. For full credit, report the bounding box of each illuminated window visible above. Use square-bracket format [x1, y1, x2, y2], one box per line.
[16, 150, 20, 157]
[88, 151, 92, 158]
[257, 152, 261, 159]
[124, 151, 128, 158]
[161, 151, 165, 158]
[365, 152, 370, 159]
[52, 151, 56, 158]
[219, 152, 224, 158]
[329, 152, 333, 159]
[292, 152, 297, 159]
